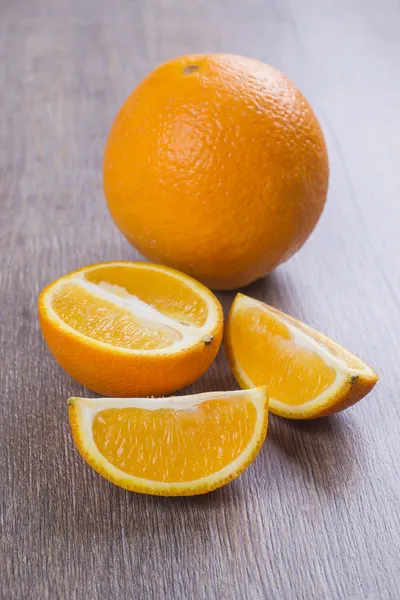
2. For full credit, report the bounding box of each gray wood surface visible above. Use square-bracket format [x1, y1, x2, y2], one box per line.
[1, 0, 399, 598]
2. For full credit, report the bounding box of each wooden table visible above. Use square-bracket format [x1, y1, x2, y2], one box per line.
[1, 1, 399, 598]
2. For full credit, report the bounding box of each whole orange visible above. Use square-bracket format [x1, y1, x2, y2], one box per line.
[104, 54, 329, 290]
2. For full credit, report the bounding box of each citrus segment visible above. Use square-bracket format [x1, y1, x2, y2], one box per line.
[68, 388, 268, 495]
[38, 262, 223, 397]
[226, 294, 378, 419]
[93, 398, 257, 482]
[228, 305, 337, 406]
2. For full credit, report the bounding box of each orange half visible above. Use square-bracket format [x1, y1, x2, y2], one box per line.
[38, 262, 223, 397]
[68, 387, 268, 496]
[225, 294, 378, 419]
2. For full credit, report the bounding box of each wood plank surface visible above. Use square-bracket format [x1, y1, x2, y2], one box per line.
[1, 0, 399, 598]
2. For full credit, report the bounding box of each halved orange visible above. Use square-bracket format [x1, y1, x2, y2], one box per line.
[68, 387, 268, 496]
[38, 262, 223, 397]
[226, 294, 378, 419]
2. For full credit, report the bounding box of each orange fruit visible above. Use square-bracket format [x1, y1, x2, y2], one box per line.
[104, 54, 329, 290]
[225, 294, 378, 419]
[38, 261, 223, 397]
[68, 387, 268, 496]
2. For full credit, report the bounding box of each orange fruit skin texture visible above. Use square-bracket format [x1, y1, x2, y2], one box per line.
[104, 54, 329, 290]
[39, 312, 222, 398]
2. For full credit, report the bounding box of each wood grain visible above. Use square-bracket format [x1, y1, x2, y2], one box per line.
[1, 0, 399, 598]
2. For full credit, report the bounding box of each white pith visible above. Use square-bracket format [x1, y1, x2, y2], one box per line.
[43, 262, 221, 355]
[70, 388, 267, 491]
[230, 295, 371, 417]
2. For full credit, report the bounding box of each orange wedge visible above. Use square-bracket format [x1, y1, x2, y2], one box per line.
[225, 294, 378, 419]
[68, 387, 268, 496]
[38, 262, 223, 397]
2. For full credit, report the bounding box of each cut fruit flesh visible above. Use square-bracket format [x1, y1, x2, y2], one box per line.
[84, 263, 209, 327]
[68, 387, 268, 496]
[225, 294, 378, 419]
[52, 281, 183, 350]
[46, 263, 219, 353]
[38, 262, 223, 397]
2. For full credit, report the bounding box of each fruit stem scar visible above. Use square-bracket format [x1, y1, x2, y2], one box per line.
[203, 335, 214, 345]
[183, 64, 200, 74]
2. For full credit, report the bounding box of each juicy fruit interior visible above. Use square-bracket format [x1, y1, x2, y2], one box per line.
[231, 307, 337, 405]
[51, 265, 208, 350]
[92, 398, 257, 482]
[85, 265, 208, 326]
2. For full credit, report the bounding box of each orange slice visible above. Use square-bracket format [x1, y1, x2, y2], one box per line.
[38, 262, 223, 397]
[225, 294, 378, 419]
[68, 387, 268, 496]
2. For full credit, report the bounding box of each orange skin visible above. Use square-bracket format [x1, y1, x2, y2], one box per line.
[40, 312, 223, 398]
[104, 54, 329, 290]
